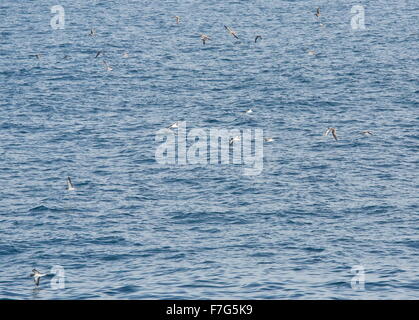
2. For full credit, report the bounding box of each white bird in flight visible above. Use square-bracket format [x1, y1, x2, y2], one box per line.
[30, 269, 47, 286]
[103, 61, 113, 71]
[229, 136, 241, 145]
[224, 25, 239, 39]
[361, 130, 373, 136]
[67, 177, 75, 191]
[168, 122, 179, 129]
[324, 127, 338, 141]
[200, 34, 211, 45]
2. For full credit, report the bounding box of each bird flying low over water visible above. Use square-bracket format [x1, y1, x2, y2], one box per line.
[224, 25, 239, 39]
[264, 137, 274, 143]
[229, 136, 241, 145]
[244, 108, 253, 114]
[103, 60, 113, 71]
[95, 51, 102, 58]
[30, 269, 47, 286]
[308, 50, 316, 55]
[324, 127, 338, 141]
[89, 28, 96, 36]
[168, 121, 179, 129]
[315, 8, 321, 18]
[174, 16, 180, 24]
[361, 130, 373, 136]
[67, 177, 75, 191]
[255, 35, 262, 43]
[200, 34, 211, 45]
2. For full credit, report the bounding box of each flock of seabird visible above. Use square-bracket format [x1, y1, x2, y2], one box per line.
[165, 9, 372, 147]
[31, 8, 326, 70]
[30, 7, 373, 285]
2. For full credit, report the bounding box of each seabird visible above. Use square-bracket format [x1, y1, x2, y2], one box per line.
[315, 8, 321, 18]
[95, 51, 102, 58]
[255, 35, 262, 43]
[224, 25, 239, 39]
[361, 130, 373, 136]
[174, 16, 180, 24]
[264, 137, 274, 142]
[30, 269, 47, 286]
[244, 108, 253, 114]
[168, 122, 179, 129]
[67, 177, 75, 191]
[103, 61, 113, 71]
[324, 127, 338, 141]
[308, 50, 316, 55]
[89, 28, 96, 36]
[30, 54, 42, 60]
[122, 52, 129, 58]
[229, 136, 241, 145]
[200, 34, 211, 45]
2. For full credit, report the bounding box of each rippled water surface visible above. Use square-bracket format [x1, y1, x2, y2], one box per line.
[0, 0, 418, 299]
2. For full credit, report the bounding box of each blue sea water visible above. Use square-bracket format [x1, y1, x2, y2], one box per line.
[0, 0, 418, 299]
